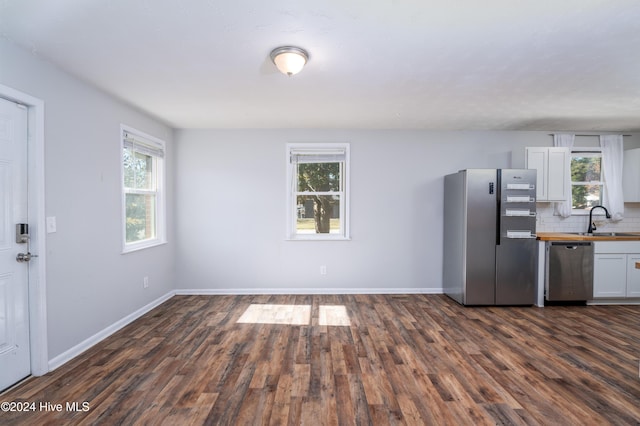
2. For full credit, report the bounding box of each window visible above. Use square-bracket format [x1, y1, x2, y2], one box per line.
[286, 143, 350, 240]
[121, 125, 166, 252]
[571, 149, 604, 214]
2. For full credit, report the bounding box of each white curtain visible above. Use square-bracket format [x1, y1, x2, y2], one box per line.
[553, 133, 575, 218]
[600, 135, 624, 222]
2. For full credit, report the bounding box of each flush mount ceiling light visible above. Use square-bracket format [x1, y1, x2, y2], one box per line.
[270, 46, 309, 76]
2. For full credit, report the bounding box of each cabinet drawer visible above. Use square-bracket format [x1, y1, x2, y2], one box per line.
[594, 241, 640, 254]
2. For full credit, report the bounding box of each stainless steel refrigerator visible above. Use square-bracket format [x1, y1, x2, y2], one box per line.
[443, 169, 538, 305]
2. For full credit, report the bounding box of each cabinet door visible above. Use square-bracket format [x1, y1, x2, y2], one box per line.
[623, 149, 640, 202]
[525, 147, 547, 200]
[593, 254, 627, 298]
[626, 255, 640, 297]
[547, 148, 570, 202]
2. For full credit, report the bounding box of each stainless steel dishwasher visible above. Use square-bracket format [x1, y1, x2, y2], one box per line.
[546, 241, 594, 301]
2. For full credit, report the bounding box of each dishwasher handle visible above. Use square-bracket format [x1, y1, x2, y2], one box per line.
[550, 242, 593, 247]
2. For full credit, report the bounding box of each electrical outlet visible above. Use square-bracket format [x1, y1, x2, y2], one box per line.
[320, 265, 327, 275]
[143, 276, 149, 288]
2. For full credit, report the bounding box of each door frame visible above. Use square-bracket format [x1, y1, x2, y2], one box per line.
[0, 84, 48, 377]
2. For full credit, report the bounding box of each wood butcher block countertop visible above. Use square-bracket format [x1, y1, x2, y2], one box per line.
[537, 232, 640, 241]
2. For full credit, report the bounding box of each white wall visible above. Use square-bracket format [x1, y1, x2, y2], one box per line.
[0, 39, 175, 359]
[175, 129, 640, 293]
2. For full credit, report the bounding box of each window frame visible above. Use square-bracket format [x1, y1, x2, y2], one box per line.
[570, 147, 606, 216]
[286, 143, 350, 241]
[121, 124, 167, 253]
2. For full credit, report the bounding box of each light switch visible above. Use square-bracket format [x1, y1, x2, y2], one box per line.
[46, 216, 57, 233]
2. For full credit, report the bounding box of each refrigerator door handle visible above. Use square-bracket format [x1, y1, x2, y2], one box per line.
[506, 231, 537, 239]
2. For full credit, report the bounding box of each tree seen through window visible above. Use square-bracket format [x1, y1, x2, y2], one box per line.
[297, 162, 341, 234]
[571, 153, 603, 211]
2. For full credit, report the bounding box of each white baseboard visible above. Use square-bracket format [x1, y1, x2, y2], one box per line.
[175, 287, 443, 295]
[48, 291, 176, 371]
[587, 298, 640, 305]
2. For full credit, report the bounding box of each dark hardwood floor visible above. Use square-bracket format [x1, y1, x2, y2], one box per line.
[2, 294, 640, 425]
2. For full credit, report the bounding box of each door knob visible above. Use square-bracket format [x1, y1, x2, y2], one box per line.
[16, 252, 37, 262]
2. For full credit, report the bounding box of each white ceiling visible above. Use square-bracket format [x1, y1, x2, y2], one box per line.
[2, 0, 640, 130]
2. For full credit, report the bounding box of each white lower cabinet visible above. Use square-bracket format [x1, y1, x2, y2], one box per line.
[593, 254, 627, 297]
[627, 254, 640, 297]
[593, 242, 640, 299]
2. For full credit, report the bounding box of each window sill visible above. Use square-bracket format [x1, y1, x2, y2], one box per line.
[122, 239, 167, 254]
[286, 236, 351, 241]
[570, 211, 609, 216]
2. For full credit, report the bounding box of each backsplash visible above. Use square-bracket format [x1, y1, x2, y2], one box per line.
[536, 203, 640, 233]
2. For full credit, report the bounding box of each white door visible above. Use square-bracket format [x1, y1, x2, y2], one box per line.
[0, 97, 30, 391]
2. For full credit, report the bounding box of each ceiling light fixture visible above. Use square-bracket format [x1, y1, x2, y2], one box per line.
[270, 46, 309, 77]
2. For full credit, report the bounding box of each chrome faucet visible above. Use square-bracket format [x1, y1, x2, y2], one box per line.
[587, 205, 611, 234]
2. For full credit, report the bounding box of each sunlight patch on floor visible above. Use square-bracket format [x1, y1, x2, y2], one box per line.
[318, 305, 351, 326]
[237, 304, 311, 325]
[236, 304, 351, 326]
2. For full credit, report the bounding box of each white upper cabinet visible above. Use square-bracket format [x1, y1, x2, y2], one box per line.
[623, 148, 640, 202]
[525, 147, 570, 202]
